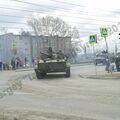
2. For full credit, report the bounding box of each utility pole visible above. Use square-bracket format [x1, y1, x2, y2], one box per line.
[104, 36, 110, 60]
[30, 36, 33, 65]
[115, 44, 117, 56]
[93, 44, 97, 75]
[89, 34, 97, 75]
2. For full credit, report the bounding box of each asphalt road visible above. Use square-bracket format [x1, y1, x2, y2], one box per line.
[0, 65, 120, 120]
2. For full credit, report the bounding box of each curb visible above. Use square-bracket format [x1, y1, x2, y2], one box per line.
[79, 74, 120, 80]
[15, 68, 34, 72]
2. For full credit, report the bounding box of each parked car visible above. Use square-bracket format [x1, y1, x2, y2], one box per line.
[95, 57, 106, 65]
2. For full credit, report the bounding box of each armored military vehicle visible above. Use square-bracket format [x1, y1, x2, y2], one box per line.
[35, 48, 70, 79]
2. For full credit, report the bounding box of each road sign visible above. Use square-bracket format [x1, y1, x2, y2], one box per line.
[100, 26, 110, 64]
[89, 34, 97, 44]
[100, 26, 108, 37]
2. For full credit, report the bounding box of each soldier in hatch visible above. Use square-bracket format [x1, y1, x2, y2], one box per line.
[57, 50, 64, 59]
[47, 47, 54, 59]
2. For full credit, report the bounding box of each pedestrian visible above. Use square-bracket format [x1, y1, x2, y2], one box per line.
[47, 47, 54, 59]
[16, 57, 19, 69]
[11, 57, 16, 70]
[0, 61, 3, 71]
[32, 58, 35, 66]
[25, 57, 27, 67]
[105, 59, 111, 73]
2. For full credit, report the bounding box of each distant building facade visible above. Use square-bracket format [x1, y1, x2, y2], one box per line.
[0, 33, 71, 65]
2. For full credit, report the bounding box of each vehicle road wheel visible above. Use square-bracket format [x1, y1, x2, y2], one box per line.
[35, 69, 44, 79]
[66, 67, 70, 77]
[41, 72, 46, 77]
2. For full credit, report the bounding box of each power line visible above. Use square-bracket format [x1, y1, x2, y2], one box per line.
[0, 14, 27, 18]
[0, 27, 100, 37]
[0, 17, 112, 27]
[0, 20, 25, 24]
[0, 25, 100, 33]
[0, 7, 114, 23]
[12, 0, 114, 14]
[0, 1, 116, 35]
[9, 0, 117, 23]
[12, 0, 120, 18]
[0, 7, 114, 26]
[0, 10, 113, 33]
[0, 26, 28, 29]
[49, 0, 120, 13]
[0, 6, 38, 13]
[49, 0, 86, 8]
[1, 1, 105, 19]
[11, 0, 67, 10]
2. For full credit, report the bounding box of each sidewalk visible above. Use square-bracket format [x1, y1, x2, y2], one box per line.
[79, 65, 120, 80]
[80, 72, 120, 80]
[0, 70, 34, 81]
[15, 67, 34, 72]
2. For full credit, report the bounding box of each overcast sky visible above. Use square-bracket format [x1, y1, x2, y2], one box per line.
[0, 0, 120, 52]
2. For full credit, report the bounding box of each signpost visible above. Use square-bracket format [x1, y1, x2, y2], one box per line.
[89, 34, 97, 44]
[100, 26, 109, 59]
[89, 34, 97, 75]
[100, 27, 108, 37]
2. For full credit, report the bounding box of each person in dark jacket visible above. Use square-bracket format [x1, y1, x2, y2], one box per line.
[11, 58, 16, 70]
[0, 61, 3, 71]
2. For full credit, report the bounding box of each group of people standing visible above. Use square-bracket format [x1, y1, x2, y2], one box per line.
[0, 62, 12, 71]
[0, 56, 36, 71]
[11, 57, 28, 70]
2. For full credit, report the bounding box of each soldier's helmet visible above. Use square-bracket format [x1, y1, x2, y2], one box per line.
[48, 47, 52, 52]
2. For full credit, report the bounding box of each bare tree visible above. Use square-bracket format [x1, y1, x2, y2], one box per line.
[27, 16, 80, 61]
[27, 16, 78, 37]
[20, 30, 31, 36]
[71, 26, 80, 39]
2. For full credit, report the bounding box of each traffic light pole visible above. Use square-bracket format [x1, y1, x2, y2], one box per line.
[105, 36, 108, 53]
